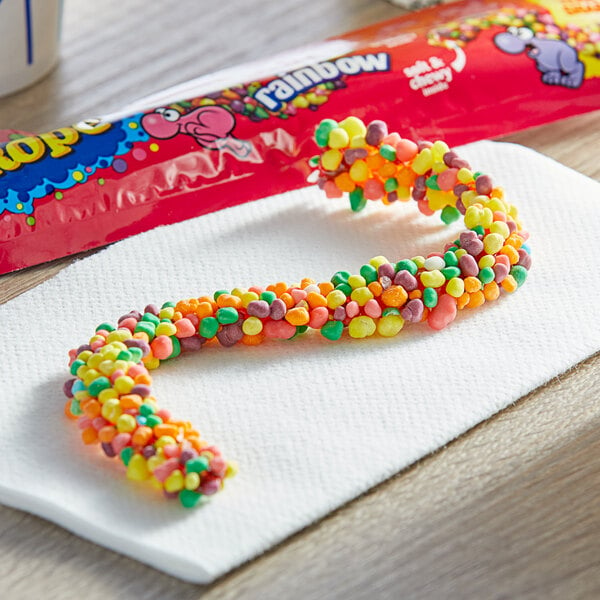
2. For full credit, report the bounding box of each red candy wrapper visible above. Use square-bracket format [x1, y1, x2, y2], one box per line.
[1, 0, 598, 273]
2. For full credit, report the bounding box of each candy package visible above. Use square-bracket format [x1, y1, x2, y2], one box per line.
[1, 0, 598, 273]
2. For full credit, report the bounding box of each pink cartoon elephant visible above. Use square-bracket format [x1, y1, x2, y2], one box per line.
[141, 105, 257, 160]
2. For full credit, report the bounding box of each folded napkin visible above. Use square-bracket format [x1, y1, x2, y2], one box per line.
[0, 142, 598, 583]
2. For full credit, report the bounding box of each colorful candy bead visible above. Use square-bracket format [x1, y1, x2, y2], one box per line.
[64, 116, 531, 508]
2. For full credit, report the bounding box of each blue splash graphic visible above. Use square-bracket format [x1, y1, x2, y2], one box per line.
[0, 116, 149, 216]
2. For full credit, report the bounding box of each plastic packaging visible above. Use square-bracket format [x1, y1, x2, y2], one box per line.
[1, 0, 598, 273]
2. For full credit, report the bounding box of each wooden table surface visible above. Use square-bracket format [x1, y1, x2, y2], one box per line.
[1, 1, 599, 598]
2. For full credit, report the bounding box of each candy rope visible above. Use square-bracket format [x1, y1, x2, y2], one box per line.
[64, 116, 531, 508]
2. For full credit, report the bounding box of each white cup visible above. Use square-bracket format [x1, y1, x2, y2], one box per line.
[0, 0, 62, 97]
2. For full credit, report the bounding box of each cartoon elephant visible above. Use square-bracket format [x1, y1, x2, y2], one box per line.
[494, 26, 584, 89]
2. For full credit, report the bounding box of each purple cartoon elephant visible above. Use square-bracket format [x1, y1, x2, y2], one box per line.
[494, 26, 584, 89]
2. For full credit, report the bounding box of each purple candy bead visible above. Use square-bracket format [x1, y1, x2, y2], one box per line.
[417, 140, 433, 151]
[394, 270, 418, 291]
[180, 336, 204, 352]
[131, 384, 151, 398]
[163, 490, 179, 500]
[343, 147, 368, 165]
[247, 300, 270, 318]
[378, 263, 395, 279]
[269, 298, 287, 320]
[144, 304, 160, 316]
[414, 175, 427, 191]
[517, 249, 532, 270]
[453, 183, 470, 198]
[142, 445, 156, 459]
[387, 191, 398, 203]
[456, 198, 466, 215]
[450, 157, 470, 169]
[475, 174, 493, 196]
[507, 220, 517, 233]
[180, 449, 198, 464]
[493, 263, 509, 283]
[459, 254, 479, 277]
[101, 442, 116, 458]
[216, 323, 243, 347]
[412, 187, 426, 201]
[365, 120, 388, 146]
[401, 299, 424, 323]
[459, 231, 484, 256]
[124, 338, 150, 356]
[76, 344, 91, 355]
[333, 306, 346, 321]
[63, 378, 75, 398]
[443, 151, 458, 167]
[200, 479, 221, 496]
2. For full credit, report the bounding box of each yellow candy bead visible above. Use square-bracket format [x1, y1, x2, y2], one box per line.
[455, 248, 467, 259]
[350, 135, 366, 148]
[147, 455, 164, 472]
[351, 286, 374, 306]
[464, 206, 482, 229]
[420, 270, 445, 288]
[369, 255, 389, 269]
[113, 360, 129, 372]
[156, 322, 177, 337]
[98, 387, 118, 404]
[478, 255, 495, 269]
[74, 390, 91, 402]
[230, 287, 245, 298]
[126, 454, 150, 481]
[106, 329, 132, 343]
[144, 356, 160, 370]
[321, 148, 343, 171]
[339, 116, 366, 139]
[113, 375, 135, 394]
[159, 306, 175, 320]
[484, 233, 504, 255]
[101, 398, 122, 422]
[241, 291, 260, 307]
[411, 256, 425, 269]
[184, 472, 201, 491]
[98, 359, 115, 376]
[328, 127, 350, 149]
[446, 277, 465, 298]
[83, 369, 101, 387]
[460, 190, 478, 208]
[347, 274, 367, 289]
[377, 314, 404, 337]
[411, 148, 433, 175]
[348, 316, 376, 338]
[165, 469, 184, 493]
[87, 353, 104, 369]
[242, 316, 263, 336]
[490, 220, 510, 239]
[116, 413, 137, 433]
[487, 197, 507, 213]
[481, 207, 494, 228]
[226, 461, 239, 478]
[326, 289, 347, 309]
[349, 159, 369, 183]
[432, 161, 447, 174]
[457, 167, 474, 184]
[77, 350, 93, 363]
[155, 435, 177, 448]
[432, 140, 450, 162]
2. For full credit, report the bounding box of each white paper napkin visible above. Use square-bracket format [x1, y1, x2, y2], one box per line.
[0, 142, 598, 583]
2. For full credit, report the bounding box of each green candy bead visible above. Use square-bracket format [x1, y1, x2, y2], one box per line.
[142, 312, 160, 325]
[70, 398, 83, 416]
[134, 321, 156, 340]
[70, 359, 86, 376]
[213, 290, 228, 301]
[199, 316, 219, 338]
[440, 205, 461, 224]
[321, 320, 344, 341]
[444, 250, 458, 267]
[359, 264, 378, 284]
[139, 403, 155, 417]
[384, 177, 398, 192]
[395, 259, 418, 276]
[441, 266, 461, 280]
[426, 175, 440, 191]
[186, 456, 210, 473]
[423, 287, 438, 308]
[471, 225, 485, 236]
[315, 119, 338, 147]
[216, 307, 239, 324]
[382, 307, 401, 316]
[254, 106, 269, 119]
[145, 414, 163, 428]
[510, 265, 528, 287]
[117, 349, 133, 362]
[379, 144, 396, 161]
[349, 187, 366, 212]
[478, 267, 495, 284]
[161, 301, 176, 309]
[331, 271, 350, 286]
[88, 376, 111, 397]
[120, 447, 134, 466]
[95, 322, 115, 333]
[179, 489, 203, 509]
[335, 282, 352, 297]
[260, 291, 277, 304]
[167, 336, 181, 360]
[128, 347, 143, 363]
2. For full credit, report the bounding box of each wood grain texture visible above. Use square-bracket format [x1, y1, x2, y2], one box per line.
[1, 1, 599, 598]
